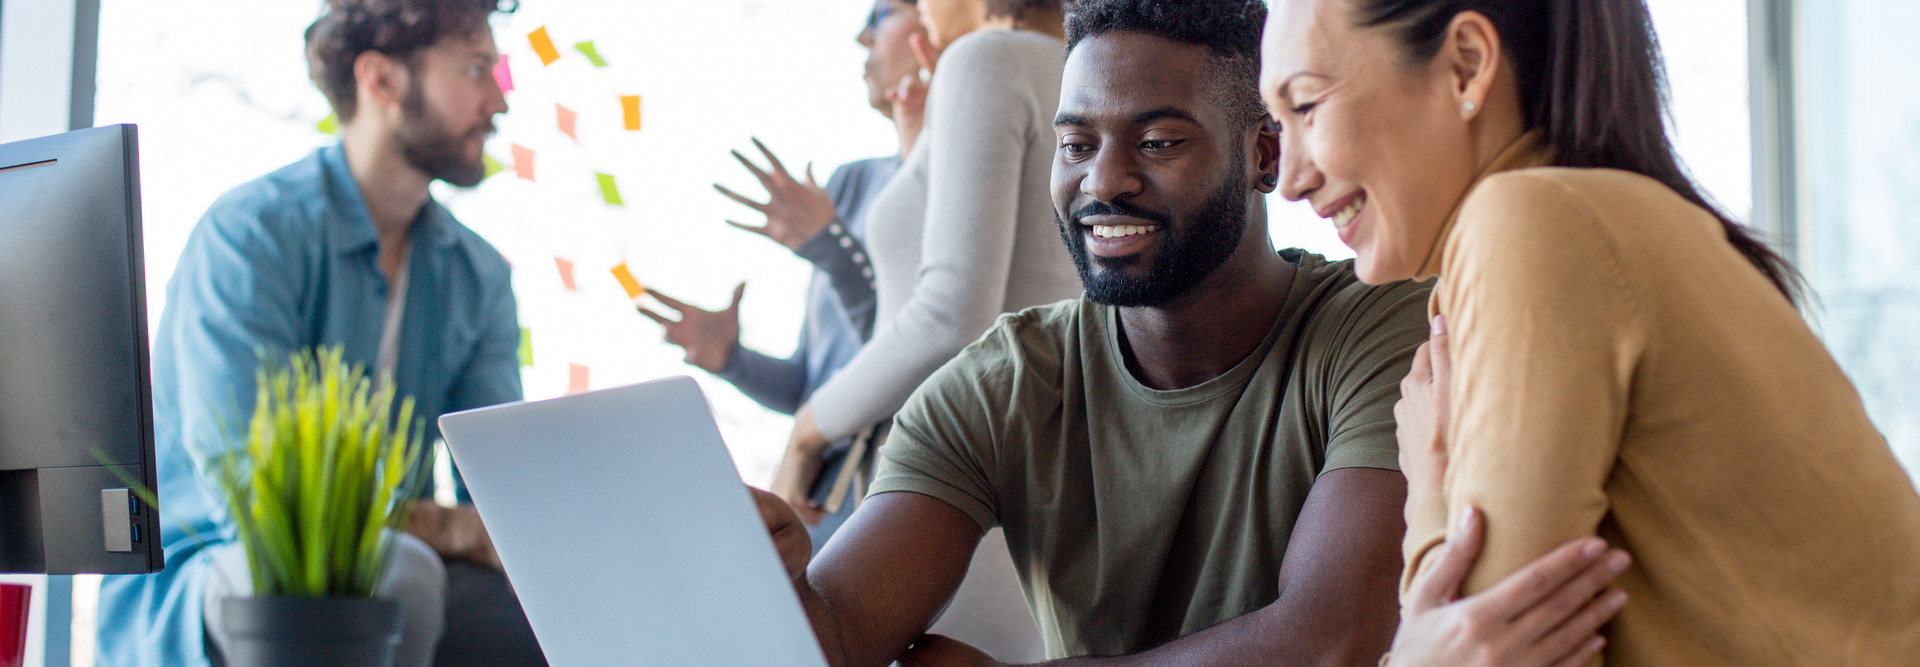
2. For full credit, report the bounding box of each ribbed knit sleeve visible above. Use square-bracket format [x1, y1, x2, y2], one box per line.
[805, 32, 1061, 441]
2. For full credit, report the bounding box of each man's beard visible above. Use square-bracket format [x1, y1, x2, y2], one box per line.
[1057, 163, 1251, 307]
[394, 81, 490, 188]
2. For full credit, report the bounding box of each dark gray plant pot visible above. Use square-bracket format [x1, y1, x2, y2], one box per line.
[220, 596, 402, 667]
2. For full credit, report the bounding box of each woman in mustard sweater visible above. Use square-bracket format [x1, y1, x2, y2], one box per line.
[1262, 0, 1920, 664]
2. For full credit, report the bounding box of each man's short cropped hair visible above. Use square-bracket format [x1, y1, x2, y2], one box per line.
[305, 0, 518, 120]
[1064, 0, 1268, 126]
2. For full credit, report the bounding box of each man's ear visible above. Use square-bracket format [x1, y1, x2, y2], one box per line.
[352, 50, 409, 121]
[1254, 117, 1281, 194]
[1443, 11, 1502, 121]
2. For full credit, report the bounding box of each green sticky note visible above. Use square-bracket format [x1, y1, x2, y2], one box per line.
[317, 113, 339, 135]
[482, 153, 503, 180]
[518, 327, 533, 367]
[574, 41, 609, 67]
[596, 173, 624, 206]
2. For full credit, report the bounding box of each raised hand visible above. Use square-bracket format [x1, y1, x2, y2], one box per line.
[909, 30, 941, 77]
[887, 70, 929, 158]
[713, 138, 839, 252]
[638, 284, 745, 374]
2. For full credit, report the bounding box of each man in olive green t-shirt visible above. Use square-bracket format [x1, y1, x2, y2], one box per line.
[743, 4, 1429, 665]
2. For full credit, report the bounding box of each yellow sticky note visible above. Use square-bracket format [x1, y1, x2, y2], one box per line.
[482, 152, 503, 180]
[317, 113, 338, 135]
[610, 263, 645, 299]
[518, 328, 533, 367]
[620, 95, 642, 131]
[596, 172, 624, 206]
[528, 27, 561, 66]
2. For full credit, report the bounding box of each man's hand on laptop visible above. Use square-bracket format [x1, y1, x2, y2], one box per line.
[406, 501, 504, 570]
[751, 486, 813, 581]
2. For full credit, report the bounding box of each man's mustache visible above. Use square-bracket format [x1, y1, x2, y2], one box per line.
[1067, 200, 1173, 228]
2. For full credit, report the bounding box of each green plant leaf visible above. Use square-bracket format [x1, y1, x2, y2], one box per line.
[208, 346, 428, 598]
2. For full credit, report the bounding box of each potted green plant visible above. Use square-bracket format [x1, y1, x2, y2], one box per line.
[207, 347, 428, 667]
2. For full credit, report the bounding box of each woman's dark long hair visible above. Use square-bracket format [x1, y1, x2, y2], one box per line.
[1355, 0, 1805, 304]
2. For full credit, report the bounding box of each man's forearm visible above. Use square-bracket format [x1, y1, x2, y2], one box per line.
[796, 579, 846, 666]
[1026, 600, 1391, 667]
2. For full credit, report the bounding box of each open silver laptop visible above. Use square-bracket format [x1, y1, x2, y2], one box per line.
[439, 376, 829, 666]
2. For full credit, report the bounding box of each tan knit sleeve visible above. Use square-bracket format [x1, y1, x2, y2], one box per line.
[1413, 171, 1650, 599]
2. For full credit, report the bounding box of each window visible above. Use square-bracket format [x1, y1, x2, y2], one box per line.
[1798, 0, 1920, 477]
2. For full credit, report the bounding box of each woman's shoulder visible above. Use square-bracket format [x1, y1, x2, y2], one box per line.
[941, 29, 1066, 74]
[1460, 167, 1712, 247]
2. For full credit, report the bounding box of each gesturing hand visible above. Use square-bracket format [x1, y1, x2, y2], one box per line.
[638, 284, 745, 374]
[1395, 314, 1452, 511]
[1388, 507, 1629, 667]
[713, 138, 838, 252]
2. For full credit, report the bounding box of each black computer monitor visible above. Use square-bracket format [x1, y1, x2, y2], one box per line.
[0, 124, 162, 574]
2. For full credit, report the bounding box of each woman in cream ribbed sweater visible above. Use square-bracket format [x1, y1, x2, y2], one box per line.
[1262, 0, 1920, 664]
[769, 0, 1082, 519]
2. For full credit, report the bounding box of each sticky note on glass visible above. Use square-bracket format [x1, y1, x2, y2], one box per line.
[482, 152, 503, 180]
[567, 363, 590, 394]
[596, 172, 624, 206]
[620, 95, 642, 131]
[317, 114, 338, 135]
[528, 27, 561, 66]
[518, 327, 533, 367]
[609, 263, 645, 300]
[511, 144, 535, 181]
[556, 104, 578, 141]
[493, 54, 514, 93]
[574, 41, 609, 67]
[555, 257, 578, 290]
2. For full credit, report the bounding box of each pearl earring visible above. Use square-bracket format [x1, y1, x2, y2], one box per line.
[1464, 100, 1477, 113]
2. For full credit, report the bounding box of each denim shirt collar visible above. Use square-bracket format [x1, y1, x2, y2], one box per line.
[318, 142, 458, 257]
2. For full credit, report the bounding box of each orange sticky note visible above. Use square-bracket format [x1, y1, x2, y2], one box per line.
[610, 263, 645, 299]
[567, 363, 590, 394]
[556, 104, 578, 141]
[554, 257, 577, 290]
[620, 95, 642, 131]
[510, 144, 535, 181]
[528, 27, 561, 66]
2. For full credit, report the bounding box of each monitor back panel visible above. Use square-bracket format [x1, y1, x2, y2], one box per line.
[0, 125, 160, 574]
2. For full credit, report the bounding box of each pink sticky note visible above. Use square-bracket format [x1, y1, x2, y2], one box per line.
[511, 144, 534, 181]
[556, 104, 578, 141]
[493, 54, 514, 93]
[567, 363, 590, 395]
[554, 257, 577, 290]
